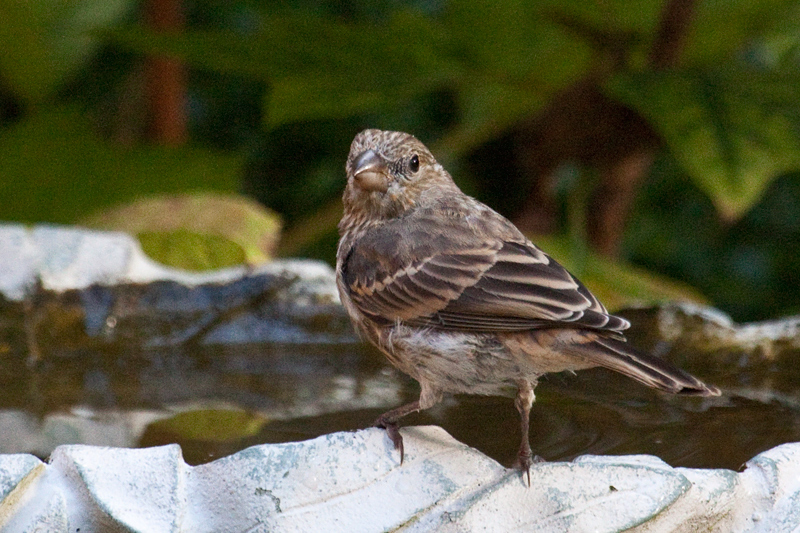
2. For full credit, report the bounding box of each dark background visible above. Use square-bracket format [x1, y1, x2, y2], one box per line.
[2, 0, 800, 322]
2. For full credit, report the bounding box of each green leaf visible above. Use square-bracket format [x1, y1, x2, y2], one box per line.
[435, 11, 591, 158]
[262, 11, 459, 128]
[99, 26, 283, 80]
[100, 4, 599, 137]
[138, 230, 246, 271]
[536, 0, 664, 36]
[101, 4, 593, 133]
[435, 81, 548, 160]
[446, 0, 558, 79]
[445, 0, 659, 76]
[83, 193, 282, 270]
[0, 0, 134, 102]
[102, 11, 462, 128]
[684, 0, 800, 66]
[607, 70, 800, 220]
[534, 235, 706, 310]
[0, 106, 243, 225]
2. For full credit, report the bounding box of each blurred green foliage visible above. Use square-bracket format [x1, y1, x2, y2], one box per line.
[1, 0, 800, 321]
[609, 69, 800, 220]
[0, 0, 132, 103]
[0, 106, 242, 224]
[626, 162, 800, 320]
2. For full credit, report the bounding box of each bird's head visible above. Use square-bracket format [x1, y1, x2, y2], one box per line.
[342, 129, 458, 224]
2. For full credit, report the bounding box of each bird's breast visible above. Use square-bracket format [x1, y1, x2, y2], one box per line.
[370, 323, 532, 396]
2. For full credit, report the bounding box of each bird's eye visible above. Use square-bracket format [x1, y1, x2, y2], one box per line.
[409, 154, 420, 173]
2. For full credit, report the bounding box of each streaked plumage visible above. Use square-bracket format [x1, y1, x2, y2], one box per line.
[336, 129, 720, 484]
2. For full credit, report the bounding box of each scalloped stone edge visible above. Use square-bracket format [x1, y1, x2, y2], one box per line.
[0, 427, 798, 532]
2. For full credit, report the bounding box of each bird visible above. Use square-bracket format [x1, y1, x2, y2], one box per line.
[335, 129, 720, 485]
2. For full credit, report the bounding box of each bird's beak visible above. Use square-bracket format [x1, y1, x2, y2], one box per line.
[352, 150, 390, 193]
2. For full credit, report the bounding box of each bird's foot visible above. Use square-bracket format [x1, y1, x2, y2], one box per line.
[514, 449, 545, 487]
[374, 416, 405, 464]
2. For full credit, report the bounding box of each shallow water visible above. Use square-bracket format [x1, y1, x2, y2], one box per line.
[0, 333, 796, 471]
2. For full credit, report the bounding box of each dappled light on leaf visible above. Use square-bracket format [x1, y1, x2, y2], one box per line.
[137, 230, 246, 271]
[83, 192, 282, 270]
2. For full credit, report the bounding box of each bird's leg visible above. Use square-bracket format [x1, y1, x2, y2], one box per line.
[513, 381, 539, 487]
[373, 400, 421, 464]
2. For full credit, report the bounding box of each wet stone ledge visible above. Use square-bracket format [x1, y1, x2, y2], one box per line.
[3, 223, 800, 362]
[621, 302, 800, 362]
[0, 224, 355, 356]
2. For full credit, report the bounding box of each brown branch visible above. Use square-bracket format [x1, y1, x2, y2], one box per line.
[579, 0, 700, 256]
[588, 149, 657, 256]
[583, 0, 699, 255]
[649, 0, 699, 69]
[494, 1, 703, 257]
[144, 0, 187, 145]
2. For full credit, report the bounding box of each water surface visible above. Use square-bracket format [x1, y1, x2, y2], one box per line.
[0, 335, 793, 471]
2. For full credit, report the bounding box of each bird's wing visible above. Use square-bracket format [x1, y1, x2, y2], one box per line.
[409, 240, 630, 333]
[340, 210, 629, 334]
[340, 215, 499, 322]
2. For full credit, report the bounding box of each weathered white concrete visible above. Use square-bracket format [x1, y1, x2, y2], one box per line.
[0, 223, 339, 303]
[0, 427, 798, 532]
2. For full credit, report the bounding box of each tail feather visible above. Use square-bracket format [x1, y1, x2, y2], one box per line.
[570, 336, 720, 397]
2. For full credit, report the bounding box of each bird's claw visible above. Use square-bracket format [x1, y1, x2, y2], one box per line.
[374, 417, 405, 464]
[514, 450, 545, 487]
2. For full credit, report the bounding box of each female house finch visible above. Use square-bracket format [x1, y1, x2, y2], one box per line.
[336, 129, 719, 484]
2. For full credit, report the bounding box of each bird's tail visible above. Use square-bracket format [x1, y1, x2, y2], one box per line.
[569, 335, 720, 397]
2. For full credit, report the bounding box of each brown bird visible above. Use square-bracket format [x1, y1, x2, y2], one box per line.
[336, 129, 720, 484]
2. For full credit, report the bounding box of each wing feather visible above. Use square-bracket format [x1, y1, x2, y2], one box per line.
[342, 210, 629, 334]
